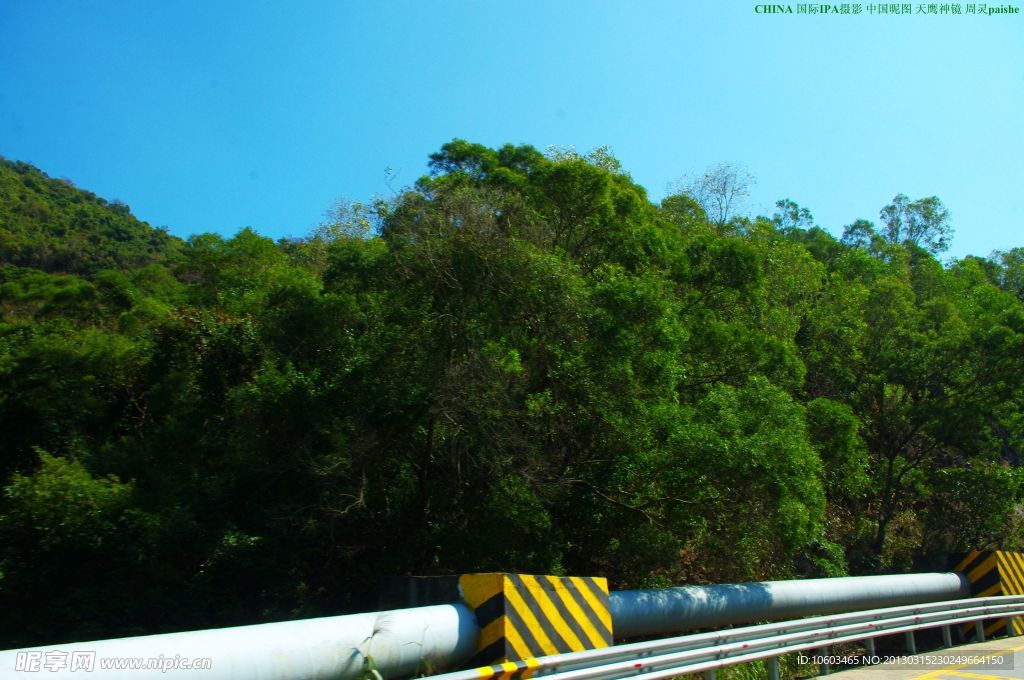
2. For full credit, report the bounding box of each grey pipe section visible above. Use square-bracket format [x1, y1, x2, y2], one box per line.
[0, 603, 479, 679]
[608, 572, 971, 638]
[0, 573, 970, 679]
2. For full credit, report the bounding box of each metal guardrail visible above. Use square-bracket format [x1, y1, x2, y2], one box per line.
[424, 595, 1024, 680]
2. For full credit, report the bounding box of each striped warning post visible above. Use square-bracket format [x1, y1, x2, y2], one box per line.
[952, 550, 1024, 638]
[996, 551, 1024, 636]
[459, 573, 613, 668]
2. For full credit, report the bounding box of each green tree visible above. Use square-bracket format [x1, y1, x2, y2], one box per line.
[879, 194, 953, 254]
[772, 199, 815, 231]
[0, 451, 159, 646]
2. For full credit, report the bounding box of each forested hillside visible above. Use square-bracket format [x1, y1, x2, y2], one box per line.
[0, 158, 183, 274]
[1, 143, 1022, 649]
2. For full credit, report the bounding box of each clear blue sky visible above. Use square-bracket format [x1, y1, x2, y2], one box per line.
[1, 1, 1021, 259]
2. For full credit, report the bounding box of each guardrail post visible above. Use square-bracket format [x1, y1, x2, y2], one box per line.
[819, 646, 830, 675]
[942, 625, 952, 648]
[905, 630, 917, 654]
[864, 637, 875, 656]
[702, 670, 716, 680]
[976, 620, 986, 642]
[767, 656, 780, 680]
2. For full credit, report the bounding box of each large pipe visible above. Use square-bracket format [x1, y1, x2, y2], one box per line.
[0, 573, 970, 679]
[0, 603, 479, 679]
[610, 572, 971, 638]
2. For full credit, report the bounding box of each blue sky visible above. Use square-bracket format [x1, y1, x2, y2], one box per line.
[1, 1, 1021, 260]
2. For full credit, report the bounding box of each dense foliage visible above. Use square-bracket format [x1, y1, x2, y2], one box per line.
[1, 145, 1022, 648]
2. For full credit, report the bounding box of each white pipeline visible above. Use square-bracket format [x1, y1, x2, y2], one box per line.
[609, 572, 971, 638]
[0, 603, 478, 679]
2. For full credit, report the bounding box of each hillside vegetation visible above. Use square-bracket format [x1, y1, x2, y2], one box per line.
[1, 143, 1023, 648]
[0, 158, 183, 274]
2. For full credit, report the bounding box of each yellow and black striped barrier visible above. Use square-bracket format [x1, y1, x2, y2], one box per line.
[952, 550, 1024, 637]
[459, 573, 613, 669]
[469, 657, 541, 680]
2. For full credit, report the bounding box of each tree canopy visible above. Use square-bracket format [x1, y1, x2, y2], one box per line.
[1, 143, 1022, 649]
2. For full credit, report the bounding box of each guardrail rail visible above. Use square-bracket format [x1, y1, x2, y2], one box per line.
[424, 595, 1024, 680]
